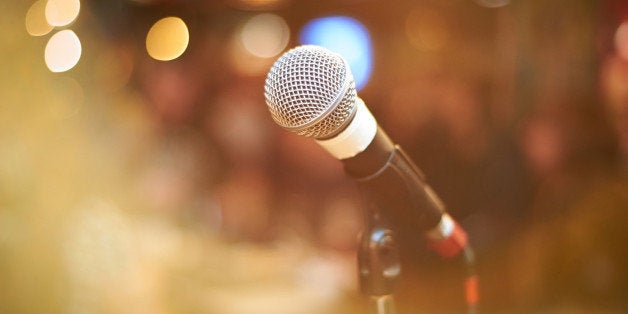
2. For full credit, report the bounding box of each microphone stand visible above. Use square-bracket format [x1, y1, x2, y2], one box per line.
[358, 214, 400, 314]
[347, 143, 478, 313]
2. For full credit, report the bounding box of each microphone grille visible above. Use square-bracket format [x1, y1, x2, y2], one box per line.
[264, 45, 357, 139]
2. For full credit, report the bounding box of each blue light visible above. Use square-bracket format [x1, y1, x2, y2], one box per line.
[299, 16, 373, 90]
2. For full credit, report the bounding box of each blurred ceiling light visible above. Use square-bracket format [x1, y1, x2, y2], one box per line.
[45, 0, 80, 27]
[240, 13, 289, 58]
[26, 0, 53, 37]
[300, 16, 373, 90]
[405, 8, 449, 52]
[473, 0, 510, 8]
[45, 29, 82, 73]
[146, 17, 190, 61]
[229, 35, 275, 76]
[615, 21, 628, 61]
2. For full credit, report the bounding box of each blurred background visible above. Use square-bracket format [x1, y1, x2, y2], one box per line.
[2, 0, 628, 313]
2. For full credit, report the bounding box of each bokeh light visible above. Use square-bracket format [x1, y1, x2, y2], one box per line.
[7, 1, 628, 313]
[240, 13, 290, 58]
[45, 0, 80, 27]
[229, 38, 275, 76]
[146, 17, 190, 61]
[45, 29, 82, 73]
[230, 14, 288, 76]
[300, 16, 372, 90]
[405, 8, 449, 52]
[614, 21, 628, 61]
[25, 0, 53, 37]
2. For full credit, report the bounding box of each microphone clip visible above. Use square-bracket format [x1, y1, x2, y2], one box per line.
[358, 223, 400, 314]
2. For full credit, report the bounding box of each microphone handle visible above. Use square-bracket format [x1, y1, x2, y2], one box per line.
[342, 127, 466, 256]
[342, 127, 444, 232]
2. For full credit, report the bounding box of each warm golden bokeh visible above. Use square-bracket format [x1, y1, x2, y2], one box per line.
[145, 17, 189, 61]
[25, 0, 53, 37]
[240, 13, 289, 58]
[3, 1, 628, 313]
[45, 0, 80, 27]
[44, 29, 82, 72]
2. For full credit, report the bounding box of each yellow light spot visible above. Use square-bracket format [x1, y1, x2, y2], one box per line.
[45, 0, 80, 27]
[26, 0, 53, 37]
[240, 13, 289, 58]
[146, 17, 189, 61]
[45, 30, 82, 73]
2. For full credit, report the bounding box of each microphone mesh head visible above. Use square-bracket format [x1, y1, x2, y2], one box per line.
[264, 45, 357, 139]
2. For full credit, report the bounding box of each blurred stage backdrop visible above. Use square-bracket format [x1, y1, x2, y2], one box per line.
[2, 0, 628, 313]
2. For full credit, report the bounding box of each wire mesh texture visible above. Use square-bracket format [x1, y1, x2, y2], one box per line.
[264, 45, 358, 139]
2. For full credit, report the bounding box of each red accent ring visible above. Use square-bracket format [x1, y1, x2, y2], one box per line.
[427, 221, 468, 258]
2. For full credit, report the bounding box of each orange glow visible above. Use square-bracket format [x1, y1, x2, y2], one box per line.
[145, 17, 190, 61]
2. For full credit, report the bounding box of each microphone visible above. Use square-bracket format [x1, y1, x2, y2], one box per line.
[264, 45, 467, 258]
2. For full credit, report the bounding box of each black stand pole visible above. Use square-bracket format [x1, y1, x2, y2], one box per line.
[358, 220, 401, 314]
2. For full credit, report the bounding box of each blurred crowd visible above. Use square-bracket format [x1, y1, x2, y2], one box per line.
[1, 0, 628, 313]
